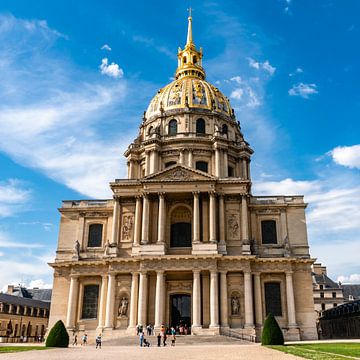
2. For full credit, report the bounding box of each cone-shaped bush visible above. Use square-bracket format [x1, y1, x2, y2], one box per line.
[261, 313, 284, 345]
[45, 320, 69, 347]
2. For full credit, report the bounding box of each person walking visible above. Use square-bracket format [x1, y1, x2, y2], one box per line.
[139, 331, 144, 347]
[162, 332, 167, 347]
[82, 333, 87, 346]
[95, 334, 102, 349]
[72, 334, 78, 346]
[171, 333, 176, 346]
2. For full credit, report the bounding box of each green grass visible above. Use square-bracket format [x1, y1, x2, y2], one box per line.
[269, 343, 360, 360]
[0, 346, 49, 353]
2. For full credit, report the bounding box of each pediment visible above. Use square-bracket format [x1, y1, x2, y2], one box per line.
[143, 165, 215, 182]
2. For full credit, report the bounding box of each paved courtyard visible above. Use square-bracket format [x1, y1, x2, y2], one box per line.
[0, 344, 302, 360]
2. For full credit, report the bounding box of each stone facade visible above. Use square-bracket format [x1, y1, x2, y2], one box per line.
[48, 14, 317, 341]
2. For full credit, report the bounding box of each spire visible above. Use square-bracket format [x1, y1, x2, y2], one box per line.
[175, 10, 205, 80]
[186, 8, 193, 47]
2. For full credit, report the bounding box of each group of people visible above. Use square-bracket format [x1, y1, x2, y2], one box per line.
[72, 333, 102, 349]
[139, 325, 178, 347]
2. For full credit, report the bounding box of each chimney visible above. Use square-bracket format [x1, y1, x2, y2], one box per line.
[7, 285, 14, 294]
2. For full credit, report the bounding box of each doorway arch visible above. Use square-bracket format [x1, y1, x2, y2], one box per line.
[168, 205, 192, 248]
[170, 294, 191, 329]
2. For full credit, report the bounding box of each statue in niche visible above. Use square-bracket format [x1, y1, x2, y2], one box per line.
[118, 297, 129, 317]
[104, 240, 110, 256]
[74, 240, 80, 259]
[231, 296, 240, 315]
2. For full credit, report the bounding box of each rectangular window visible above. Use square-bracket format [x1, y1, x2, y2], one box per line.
[332, 292, 336, 298]
[320, 292, 324, 298]
[261, 220, 277, 244]
[88, 224, 103, 247]
[81, 285, 99, 319]
[321, 303, 325, 311]
[319, 285, 323, 290]
[265, 282, 282, 316]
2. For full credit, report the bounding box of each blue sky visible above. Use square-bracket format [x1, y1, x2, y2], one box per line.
[0, 0, 359, 289]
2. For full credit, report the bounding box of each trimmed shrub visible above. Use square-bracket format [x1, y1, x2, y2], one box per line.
[45, 320, 69, 347]
[261, 313, 284, 345]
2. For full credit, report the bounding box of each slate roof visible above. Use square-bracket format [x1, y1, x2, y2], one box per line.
[342, 285, 360, 301]
[7, 286, 52, 302]
[312, 272, 340, 289]
[0, 293, 50, 309]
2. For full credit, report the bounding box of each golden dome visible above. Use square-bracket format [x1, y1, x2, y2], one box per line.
[146, 77, 232, 119]
[145, 11, 233, 120]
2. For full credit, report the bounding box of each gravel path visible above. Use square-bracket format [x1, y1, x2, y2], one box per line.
[0, 344, 303, 360]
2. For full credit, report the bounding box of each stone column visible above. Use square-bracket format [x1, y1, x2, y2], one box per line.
[209, 192, 217, 243]
[151, 150, 158, 173]
[223, 150, 228, 177]
[210, 270, 219, 328]
[220, 271, 229, 327]
[30, 307, 34, 316]
[111, 197, 120, 245]
[219, 194, 225, 244]
[129, 272, 139, 329]
[241, 195, 249, 242]
[254, 272, 263, 326]
[138, 272, 148, 326]
[193, 192, 200, 243]
[23, 306, 28, 316]
[286, 272, 297, 326]
[129, 160, 135, 179]
[98, 274, 108, 328]
[134, 196, 142, 246]
[215, 148, 221, 177]
[155, 271, 165, 328]
[244, 271, 254, 327]
[280, 209, 288, 242]
[105, 273, 116, 328]
[66, 275, 79, 328]
[157, 193, 166, 243]
[188, 149, 193, 168]
[179, 149, 185, 164]
[192, 270, 201, 328]
[242, 158, 248, 179]
[141, 194, 150, 244]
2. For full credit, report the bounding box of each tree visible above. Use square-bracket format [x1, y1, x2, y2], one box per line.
[45, 320, 69, 347]
[261, 313, 284, 345]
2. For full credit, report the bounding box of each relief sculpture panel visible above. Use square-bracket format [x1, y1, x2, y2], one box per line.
[227, 213, 240, 240]
[121, 214, 134, 241]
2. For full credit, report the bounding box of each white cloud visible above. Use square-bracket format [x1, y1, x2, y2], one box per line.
[289, 82, 318, 98]
[99, 58, 124, 79]
[249, 58, 276, 75]
[330, 144, 360, 169]
[0, 231, 43, 249]
[101, 44, 111, 51]
[19, 221, 53, 231]
[289, 67, 303, 77]
[0, 179, 31, 217]
[337, 274, 360, 284]
[28, 279, 52, 289]
[230, 88, 244, 100]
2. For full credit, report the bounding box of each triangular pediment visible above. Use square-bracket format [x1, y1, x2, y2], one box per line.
[143, 165, 216, 182]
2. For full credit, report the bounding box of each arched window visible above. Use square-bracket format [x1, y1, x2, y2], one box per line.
[183, 56, 187, 64]
[170, 206, 192, 248]
[261, 220, 277, 244]
[222, 124, 228, 136]
[147, 126, 153, 135]
[193, 56, 197, 64]
[196, 118, 206, 134]
[265, 282, 282, 316]
[228, 166, 234, 177]
[196, 161, 208, 173]
[165, 161, 177, 168]
[88, 224, 103, 247]
[168, 119, 178, 136]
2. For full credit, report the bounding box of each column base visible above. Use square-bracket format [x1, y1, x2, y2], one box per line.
[283, 326, 301, 341]
[218, 242, 227, 255]
[242, 244, 251, 255]
[208, 325, 220, 335]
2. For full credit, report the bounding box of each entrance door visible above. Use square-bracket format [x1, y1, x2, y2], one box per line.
[170, 294, 191, 328]
[170, 222, 191, 247]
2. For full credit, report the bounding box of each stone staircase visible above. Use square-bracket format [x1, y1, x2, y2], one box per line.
[103, 335, 252, 346]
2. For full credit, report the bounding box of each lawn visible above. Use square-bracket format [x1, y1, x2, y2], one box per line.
[270, 343, 360, 359]
[0, 346, 49, 353]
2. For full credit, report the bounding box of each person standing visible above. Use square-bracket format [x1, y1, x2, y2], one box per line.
[82, 333, 87, 346]
[162, 332, 167, 347]
[157, 333, 161, 347]
[72, 334, 78, 346]
[95, 334, 102, 349]
[139, 332, 144, 347]
[171, 333, 176, 347]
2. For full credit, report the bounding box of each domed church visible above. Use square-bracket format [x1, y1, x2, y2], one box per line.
[49, 13, 317, 341]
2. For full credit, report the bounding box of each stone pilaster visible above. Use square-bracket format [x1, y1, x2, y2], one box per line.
[241, 195, 251, 254]
[105, 273, 116, 328]
[111, 198, 120, 245]
[133, 196, 142, 246]
[188, 149, 193, 167]
[254, 272, 263, 327]
[209, 192, 217, 243]
[66, 275, 79, 329]
[223, 150, 228, 177]
[286, 271, 297, 327]
[128, 272, 139, 330]
[98, 274, 108, 328]
[244, 271, 254, 327]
